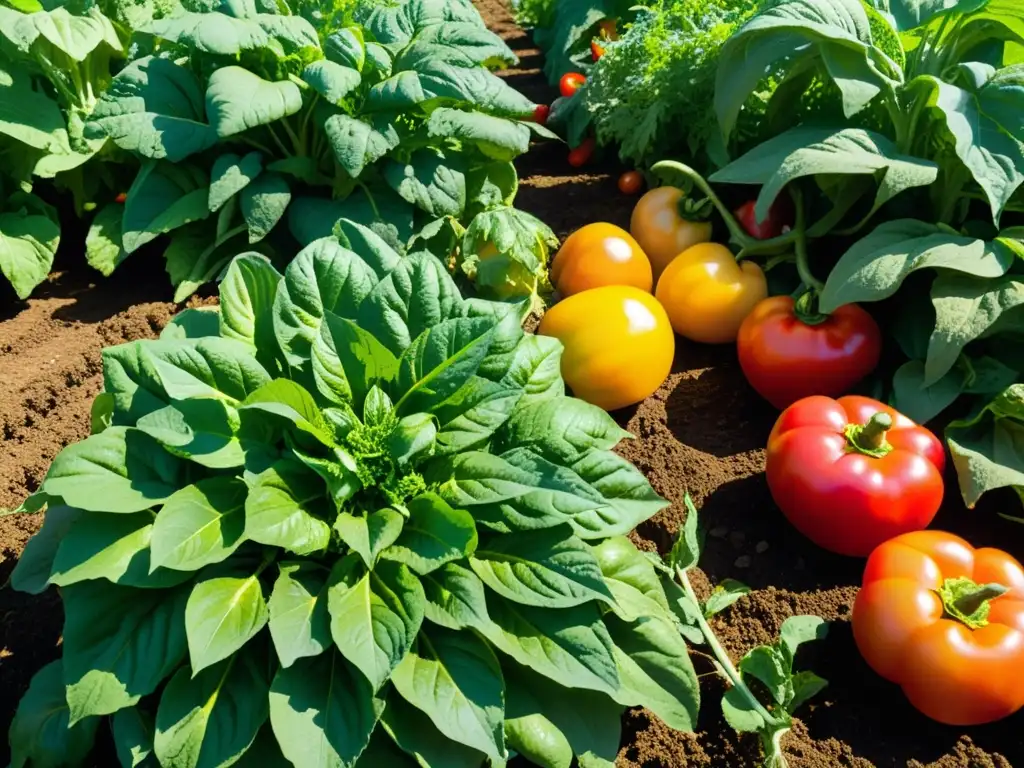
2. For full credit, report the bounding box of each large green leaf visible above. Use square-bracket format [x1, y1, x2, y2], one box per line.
[85, 204, 127, 277]
[40, 427, 182, 513]
[208, 152, 264, 212]
[112, 707, 156, 768]
[302, 60, 361, 104]
[390, 626, 506, 762]
[269, 650, 385, 768]
[86, 56, 216, 162]
[470, 525, 613, 608]
[0, 63, 66, 151]
[886, 0, 988, 30]
[153, 645, 270, 768]
[150, 477, 248, 572]
[947, 383, 1024, 506]
[146, 12, 315, 56]
[219, 253, 283, 371]
[380, 692, 489, 768]
[48, 511, 190, 589]
[357, 252, 464, 357]
[495, 396, 630, 464]
[325, 114, 399, 178]
[924, 68, 1024, 221]
[367, 61, 533, 116]
[334, 508, 406, 569]
[385, 149, 467, 217]
[710, 126, 939, 222]
[123, 161, 210, 254]
[8, 661, 99, 768]
[591, 536, 672, 622]
[327, 555, 424, 690]
[413, 22, 516, 67]
[185, 572, 269, 674]
[715, 0, 898, 139]
[10, 505, 82, 595]
[136, 399, 266, 470]
[427, 108, 531, 162]
[312, 312, 400, 408]
[394, 317, 494, 415]
[0, 208, 60, 300]
[820, 220, 1016, 312]
[477, 595, 619, 694]
[267, 561, 332, 667]
[606, 613, 700, 731]
[420, 561, 490, 630]
[273, 237, 381, 367]
[240, 172, 291, 243]
[245, 458, 332, 555]
[62, 581, 189, 722]
[205, 67, 303, 138]
[382, 493, 477, 575]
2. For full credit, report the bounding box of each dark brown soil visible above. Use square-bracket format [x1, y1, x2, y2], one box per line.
[0, 3, 1022, 766]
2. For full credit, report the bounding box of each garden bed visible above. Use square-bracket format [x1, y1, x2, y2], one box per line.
[1, 1, 1022, 765]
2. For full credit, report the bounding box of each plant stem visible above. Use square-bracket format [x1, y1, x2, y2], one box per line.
[266, 123, 291, 157]
[793, 192, 824, 294]
[675, 566, 783, 730]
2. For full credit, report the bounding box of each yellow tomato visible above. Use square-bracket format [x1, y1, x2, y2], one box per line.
[539, 286, 674, 411]
[630, 187, 713, 279]
[550, 223, 653, 296]
[655, 242, 767, 344]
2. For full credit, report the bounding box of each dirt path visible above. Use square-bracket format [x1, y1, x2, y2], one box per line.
[0, 3, 1022, 766]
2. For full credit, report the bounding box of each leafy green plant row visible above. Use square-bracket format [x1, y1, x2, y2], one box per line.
[8, 223, 702, 768]
[0, 0, 557, 303]
[690, 0, 1024, 512]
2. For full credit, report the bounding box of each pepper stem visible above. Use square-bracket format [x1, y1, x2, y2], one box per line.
[844, 412, 894, 458]
[938, 578, 1010, 630]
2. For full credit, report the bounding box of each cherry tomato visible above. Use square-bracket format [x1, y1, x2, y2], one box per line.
[539, 286, 674, 411]
[114, 192, 127, 204]
[532, 104, 550, 125]
[567, 138, 595, 168]
[618, 171, 643, 196]
[630, 186, 713, 279]
[559, 72, 586, 98]
[737, 296, 882, 410]
[766, 395, 945, 557]
[551, 223, 652, 296]
[735, 197, 794, 240]
[654, 243, 767, 344]
[591, 40, 606, 61]
[854, 530, 1024, 725]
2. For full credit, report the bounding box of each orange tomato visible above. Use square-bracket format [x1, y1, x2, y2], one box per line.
[550, 223, 653, 296]
[630, 187, 713, 279]
[655, 243, 767, 344]
[539, 286, 674, 411]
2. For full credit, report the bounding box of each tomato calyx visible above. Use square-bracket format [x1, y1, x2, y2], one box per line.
[791, 289, 830, 327]
[843, 412, 894, 459]
[938, 577, 1011, 630]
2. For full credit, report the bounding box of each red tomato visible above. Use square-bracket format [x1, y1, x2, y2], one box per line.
[567, 138, 595, 168]
[559, 72, 586, 98]
[115, 192, 127, 204]
[618, 171, 643, 196]
[532, 104, 550, 125]
[734, 197, 793, 240]
[737, 296, 881, 409]
[854, 530, 1024, 725]
[591, 40, 605, 61]
[766, 395, 945, 557]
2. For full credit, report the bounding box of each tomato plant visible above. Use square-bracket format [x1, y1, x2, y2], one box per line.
[551, 222, 652, 296]
[630, 186, 713, 279]
[766, 395, 945, 557]
[655, 243, 767, 344]
[538, 285, 674, 411]
[854, 530, 1024, 725]
[737, 296, 882, 409]
[618, 171, 643, 196]
[559, 72, 586, 98]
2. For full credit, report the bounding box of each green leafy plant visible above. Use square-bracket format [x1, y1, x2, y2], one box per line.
[8, 225, 701, 768]
[0, 1, 131, 298]
[653, 496, 829, 768]
[79, 0, 559, 303]
[694, 0, 1024, 512]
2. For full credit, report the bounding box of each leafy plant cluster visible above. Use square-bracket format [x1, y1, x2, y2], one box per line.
[8, 225, 703, 768]
[1, 0, 559, 304]
[702, 0, 1024, 513]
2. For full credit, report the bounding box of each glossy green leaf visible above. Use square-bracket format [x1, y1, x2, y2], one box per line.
[185, 572, 269, 674]
[151, 477, 248, 572]
[206, 67, 303, 138]
[382, 493, 477, 575]
[245, 458, 332, 555]
[268, 561, 332, 667]
[9, 661, 99, 768]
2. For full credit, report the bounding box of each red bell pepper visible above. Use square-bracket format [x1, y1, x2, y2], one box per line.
[854, 530, 1024, 725]
[766, 395, 945, 557]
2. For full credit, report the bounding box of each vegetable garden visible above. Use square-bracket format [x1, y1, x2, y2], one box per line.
[1, 0, 1023, 766]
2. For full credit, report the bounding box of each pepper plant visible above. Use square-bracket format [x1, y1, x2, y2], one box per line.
[660, 0, 1024, 513]
[8, 224, 700, 768]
